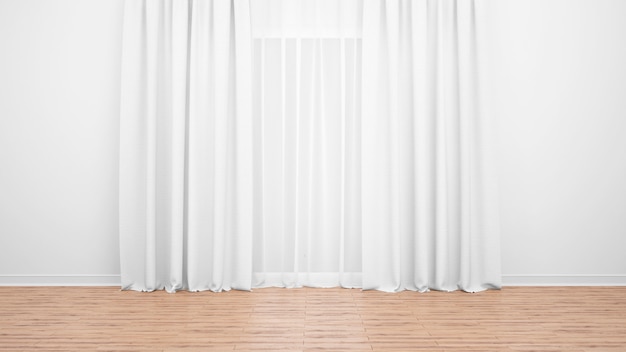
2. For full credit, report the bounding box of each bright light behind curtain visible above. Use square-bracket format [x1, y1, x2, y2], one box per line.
[119, 0, 501, 293]
[250, 0, 364, 288]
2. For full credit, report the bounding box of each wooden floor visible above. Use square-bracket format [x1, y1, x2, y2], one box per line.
[1, 287, 625, 351]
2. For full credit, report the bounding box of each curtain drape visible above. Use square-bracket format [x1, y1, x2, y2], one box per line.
[361, 0, 500, 292]
[120, 0, 253, 292]
[119, 0, 501, 293]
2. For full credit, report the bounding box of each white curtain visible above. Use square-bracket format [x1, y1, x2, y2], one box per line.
[120, 0, 501, 293]
[249, 0, 363, 288]
[361, 0, 500, 292]
[120, 0, 253, 292]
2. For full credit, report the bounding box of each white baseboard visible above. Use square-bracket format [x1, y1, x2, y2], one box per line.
[502, 274, 626, 286]
[1, 274, 625, 287]
[0, 275, 121, 286]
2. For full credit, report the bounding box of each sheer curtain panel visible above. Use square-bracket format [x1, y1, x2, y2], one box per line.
[119, 0, 501, 293]
[249, 0, 364, 289]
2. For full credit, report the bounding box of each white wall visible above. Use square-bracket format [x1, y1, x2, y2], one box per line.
[0, 0, 624, 285]
[0, 0, 124, 284]
[485, 0, 626, 284]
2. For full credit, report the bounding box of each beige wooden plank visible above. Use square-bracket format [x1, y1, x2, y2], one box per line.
[1, 286, 626, 351]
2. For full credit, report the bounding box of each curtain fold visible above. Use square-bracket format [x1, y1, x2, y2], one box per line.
[119, 0, 501, 293]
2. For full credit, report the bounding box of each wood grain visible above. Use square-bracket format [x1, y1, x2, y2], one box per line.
[1, 286, 625, 351]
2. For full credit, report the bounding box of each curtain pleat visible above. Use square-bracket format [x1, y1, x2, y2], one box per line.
[120, 0, 501, 293]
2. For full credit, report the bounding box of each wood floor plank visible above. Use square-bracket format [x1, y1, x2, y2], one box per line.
[1, 286, 626, 351]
